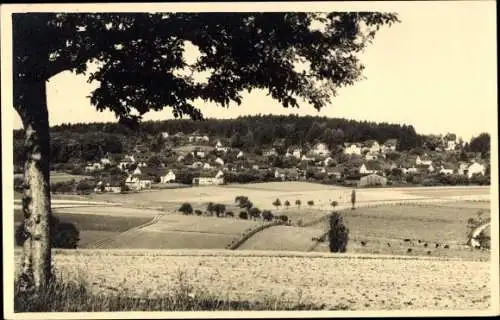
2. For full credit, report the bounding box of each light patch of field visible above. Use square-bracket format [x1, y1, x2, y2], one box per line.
[99, 214, 263, 249]
[78, 182, 426, 212]
[239, 226, 324, 251]
[238, 203, 491, 260]
[13, 249, 491, 310]
[50, 172, 93, 183]
[400, 186, 490, 198]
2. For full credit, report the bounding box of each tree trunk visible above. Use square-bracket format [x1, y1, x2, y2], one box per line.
[15, 80, 52, 291]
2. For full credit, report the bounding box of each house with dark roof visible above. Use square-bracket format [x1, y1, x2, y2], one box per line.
[359, 161, 382, 175]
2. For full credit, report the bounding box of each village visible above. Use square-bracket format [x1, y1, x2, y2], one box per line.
[78, 130, 489, 194]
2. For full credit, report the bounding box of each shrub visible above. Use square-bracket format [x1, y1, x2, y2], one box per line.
[278, 215, 289, 223]
[14, 176, 24, 192]
[261, 210, 274, 221]
[328, 212, 349, 253]
[51, 179, 76, 193]
[249, 207, 261, 219]
[283, 200, 290, 209]
[272, 198, 281, 210]
[226, 211, 234, 217]
[194, 210, 203, 216]
[76, 179, 96, 194]
[212, 203, 226, 217]
[307, 200, 314, 206]
[295, 199, 301, 208]
[15, 214, 80, 249]
[239, 211, 248, 220]
[178, 203, 193, 215]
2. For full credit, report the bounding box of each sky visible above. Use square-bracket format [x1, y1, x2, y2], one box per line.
[10, 2, 497, 142]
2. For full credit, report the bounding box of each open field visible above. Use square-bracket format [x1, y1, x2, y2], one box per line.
[13, 249, 492, 310]
[13, 208, 155, 248]
[239, 203, 491, 260]
[98, 214, 263, 249]
[58, 183, 491, 215]
[49, 172, 93, 183]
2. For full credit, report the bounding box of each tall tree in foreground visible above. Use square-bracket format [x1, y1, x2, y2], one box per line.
[13, 12, 399, 291]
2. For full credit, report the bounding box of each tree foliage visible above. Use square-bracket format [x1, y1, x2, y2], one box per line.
[15, 12, 399, 125]
[328, 212, 349, 253]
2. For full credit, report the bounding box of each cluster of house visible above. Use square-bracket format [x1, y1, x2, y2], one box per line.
[85, 132, 486, 193]
[358, 156, 487, 179]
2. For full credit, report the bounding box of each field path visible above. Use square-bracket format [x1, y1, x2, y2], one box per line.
[89, 214, 164, 249]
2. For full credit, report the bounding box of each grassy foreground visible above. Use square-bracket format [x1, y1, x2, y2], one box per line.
[14, 271, 329, 312]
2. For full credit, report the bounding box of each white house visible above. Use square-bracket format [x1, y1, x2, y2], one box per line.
[100, 156, 112, 166]
[203, 162, 212, 169]
[367, 141, 381, 154]
[236, 151, 244, 159]
[324, 157, 334, 166]
[416, 156, 433, 166]
[214, 157, 225, 166]
[85, 162, 103, 172]
[177, 155, 185, 163]
[343, 143, 362, 155]
[401, 166, 418, 174]
[301, 154, 314, 162]
[118, 155, 136, 170]
[458, 162, 469, 175]
[439, 166, 454, 175]
[132, 167, 142, 175]
[215, 140, 229, 153]
[445, 140, 457, 152]
[161, 132, 170, 139]
[125, 174, 152, 191]
[263, 148, 278, 157]
[192, 170, 224, 185]
[467, 162, 486, 178]
[160, 170, 176, 183]
[310, 143, 330, 157]
[359, 163, 379, 175]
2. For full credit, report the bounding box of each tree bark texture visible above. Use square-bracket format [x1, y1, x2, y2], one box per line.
[14, 80, 52, 291]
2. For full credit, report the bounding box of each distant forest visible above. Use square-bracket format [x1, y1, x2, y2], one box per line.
[12, 114, 438, 164]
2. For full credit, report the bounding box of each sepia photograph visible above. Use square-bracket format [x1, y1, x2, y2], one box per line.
[1, 1, 498, 318]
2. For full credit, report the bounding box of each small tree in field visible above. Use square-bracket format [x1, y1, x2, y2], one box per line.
[273, 198, 282, 211]
[295, 199, 301, 209]
[261, 210, 274, 221]
[178, 203, 193, 215]
[194, 209, 203, 216]
[239, 211, 248, 220]
[249, 207, 261, 220]
[284, 200, 290, 210]
[330, 200, 338, 209]
[307, 200, 314, 207]
[351, 189, 356, 210]
[328, 212, 349, 253]
[207, 202, 215, 216]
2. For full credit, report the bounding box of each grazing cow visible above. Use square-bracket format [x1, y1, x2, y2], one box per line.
[424, 243, 428, 247]
[360, 241, 367, 247]
[407, 248, 412, 253]
[435, 243, 440, 248]
[387, 243, 391, 247]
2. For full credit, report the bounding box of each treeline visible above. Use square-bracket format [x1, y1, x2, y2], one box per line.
[13, 114, 424, 164]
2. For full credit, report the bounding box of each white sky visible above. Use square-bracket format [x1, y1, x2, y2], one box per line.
[11, 2, 497, 141]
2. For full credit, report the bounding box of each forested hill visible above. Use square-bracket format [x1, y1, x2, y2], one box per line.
[14, 114, 422, 149]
